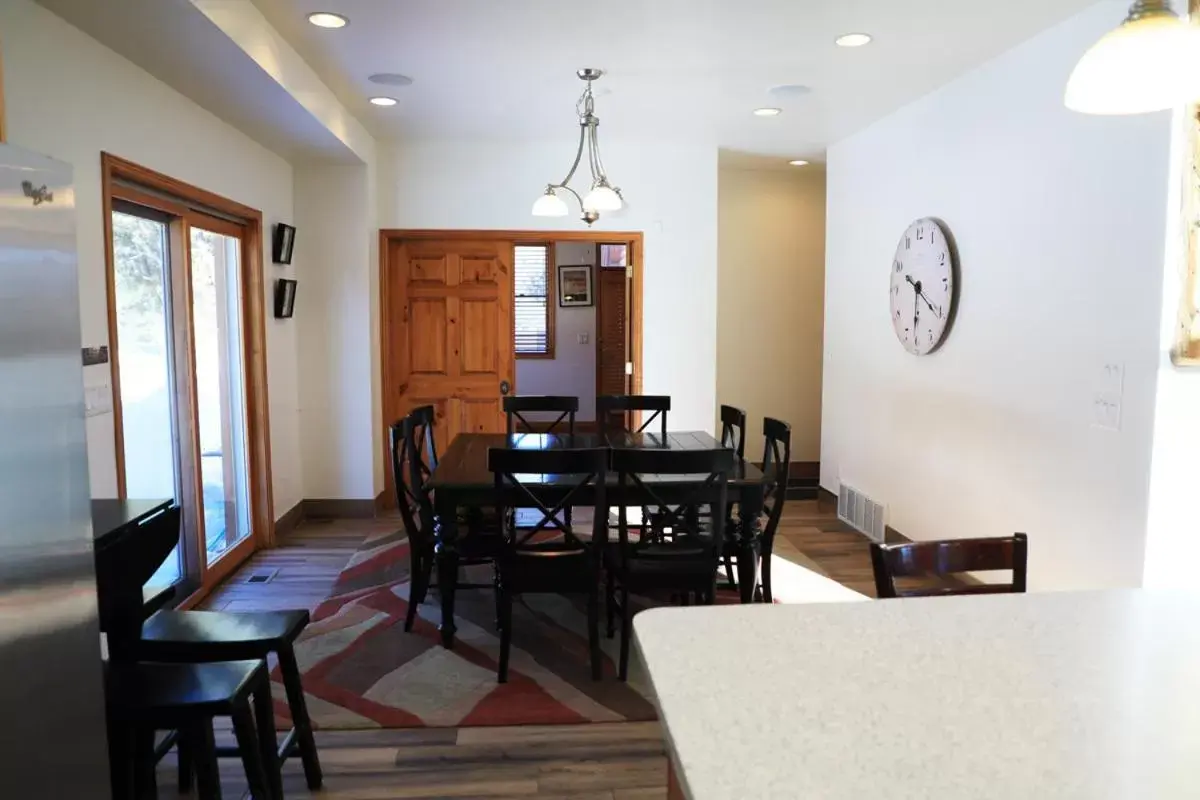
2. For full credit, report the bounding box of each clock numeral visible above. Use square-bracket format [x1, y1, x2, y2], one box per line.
[917, 227, 925, 240]
[894, 261, 902, 273]
[939, 253, 946, 265]
[905, 237, 911, 250]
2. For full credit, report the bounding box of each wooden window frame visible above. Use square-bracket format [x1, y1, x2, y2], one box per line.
[101, 153, 275, 601]
[514, 242, 556, 360]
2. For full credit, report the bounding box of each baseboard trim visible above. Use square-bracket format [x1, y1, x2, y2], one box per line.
[273, 500, 305, 540]
[303, 498, 380, 520]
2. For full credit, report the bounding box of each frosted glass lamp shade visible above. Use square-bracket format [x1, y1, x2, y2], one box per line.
[1066, 10, 1200, 115]
[532, 191, 569, 217]
[582, 184, 623, 212]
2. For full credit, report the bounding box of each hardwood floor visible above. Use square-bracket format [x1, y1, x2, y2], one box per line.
[163, 499, 877, 798]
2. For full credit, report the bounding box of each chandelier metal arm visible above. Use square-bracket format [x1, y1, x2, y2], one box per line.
[555, 123, 588, 189]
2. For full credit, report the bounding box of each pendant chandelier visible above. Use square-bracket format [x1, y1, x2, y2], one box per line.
[532, 69, 624, 226]
[1066, 0, 1200, 115]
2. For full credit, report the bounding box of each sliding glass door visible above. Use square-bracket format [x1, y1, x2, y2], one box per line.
[112, 208, 184, 585]
[189, 225, 253, 567]
[110, 204, 257, 592]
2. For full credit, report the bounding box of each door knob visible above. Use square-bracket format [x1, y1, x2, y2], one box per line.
[500, 380, 510, 395]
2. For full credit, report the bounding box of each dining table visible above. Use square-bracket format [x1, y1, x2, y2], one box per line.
[91, 498, 174, 551]
[426, 430, 766, 648]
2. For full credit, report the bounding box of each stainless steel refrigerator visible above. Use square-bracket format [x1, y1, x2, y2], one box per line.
[0, 143, 112, 797]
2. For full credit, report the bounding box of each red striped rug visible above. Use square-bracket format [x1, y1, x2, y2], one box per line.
[271, 525, 737, 729]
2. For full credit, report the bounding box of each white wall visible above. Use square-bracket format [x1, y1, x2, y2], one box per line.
[1, 0, 303, 516]
[294, 164, 378, 501]
[821, 0, 1171, 590]
[718, 165, 826, 460]
[515, 241, 598, 420]
[1142, 111, 1200, 589]
[379, 138, 719, 436]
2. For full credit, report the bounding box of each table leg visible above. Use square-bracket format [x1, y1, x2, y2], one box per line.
[736, 485, 764, 604]
[435, 493, 460, 648]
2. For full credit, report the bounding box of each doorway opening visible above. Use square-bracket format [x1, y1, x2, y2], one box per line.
[378, 229, 643, 501]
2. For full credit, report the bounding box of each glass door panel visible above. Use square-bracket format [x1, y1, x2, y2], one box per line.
[112, 210, 183, 586]
[189, 226, 252, 565]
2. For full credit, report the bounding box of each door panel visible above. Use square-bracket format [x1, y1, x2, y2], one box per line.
[388, 238, 512, 460]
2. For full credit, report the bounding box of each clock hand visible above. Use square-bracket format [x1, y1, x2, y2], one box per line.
[915, 287, 943, 319]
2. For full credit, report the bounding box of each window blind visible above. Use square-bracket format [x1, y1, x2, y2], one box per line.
[514, 245, 550, 355]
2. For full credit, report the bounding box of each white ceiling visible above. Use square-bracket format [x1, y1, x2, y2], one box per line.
[251, 0, 1099, 162]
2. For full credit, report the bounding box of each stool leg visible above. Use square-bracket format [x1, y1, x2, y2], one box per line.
[185, 721, 222, 800]
[134, 725, 157, 800]
[177, 729, 194, 794]
[231, 703, 269, 800]
[252, 675, 285, 800]
[278, 643, 323, 789]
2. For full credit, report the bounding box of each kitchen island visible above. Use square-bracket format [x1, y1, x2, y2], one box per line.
[634, 591, 1200, 799]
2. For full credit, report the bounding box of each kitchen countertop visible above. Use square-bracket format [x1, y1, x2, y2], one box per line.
[634, 590, 1200, 799]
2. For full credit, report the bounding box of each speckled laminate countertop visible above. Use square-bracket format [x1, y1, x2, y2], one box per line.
[634, 590, 1200, 799]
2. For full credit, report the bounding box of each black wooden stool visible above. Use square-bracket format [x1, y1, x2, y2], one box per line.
[106, 659, 276, 800]
[136, 609, 323, 791]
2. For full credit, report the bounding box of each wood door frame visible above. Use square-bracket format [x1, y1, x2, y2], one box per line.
[379, 228, 644, 498]
[101, 153, 275, 596]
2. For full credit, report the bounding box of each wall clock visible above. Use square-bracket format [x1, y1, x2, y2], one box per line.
[890, 217, 956, 355]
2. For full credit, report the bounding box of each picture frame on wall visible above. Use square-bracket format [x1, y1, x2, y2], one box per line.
[272, 223, 296, 264]
[558, 264, 593, 307]
[274, 278, 298, 319]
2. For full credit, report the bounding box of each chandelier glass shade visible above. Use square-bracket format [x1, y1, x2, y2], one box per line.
[532, 69, 624, 226]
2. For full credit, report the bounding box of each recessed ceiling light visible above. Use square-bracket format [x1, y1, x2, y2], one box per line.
[835, 32, 872, 47]
[369, 96, 398, 107]
[753, 107, 782, 117]
[789, 160, 810, 167]
[769, 84, 813, 99]
[307, 12, 348, 28]
[368, 73, 414, 87]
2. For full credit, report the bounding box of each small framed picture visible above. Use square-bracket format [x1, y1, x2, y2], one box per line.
[273, 223, 296, 264]
[274, 279, 298, 319]
[558, 264, 593, 307]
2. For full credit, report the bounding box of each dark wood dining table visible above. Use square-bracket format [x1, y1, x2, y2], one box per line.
[426, 430, 766, 648]
[91, 498, 174, 550]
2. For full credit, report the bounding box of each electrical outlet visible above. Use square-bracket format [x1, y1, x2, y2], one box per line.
[578, 332, 589, 345]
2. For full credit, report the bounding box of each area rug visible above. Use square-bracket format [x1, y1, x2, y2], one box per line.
[270, 524, 670, 730]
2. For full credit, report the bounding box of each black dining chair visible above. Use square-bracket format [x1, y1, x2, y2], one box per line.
[606, 447, 734, 680]
[488, 446, 609, 683]
[722, 417, 791, 602]
[597, 395, 670, 439]
[96, 505, 278, 800]
[392, 407, 501, 634]
[504, 395, 579, 437]
[718, 405, 747, 460]
[870, 534, 1029, 599]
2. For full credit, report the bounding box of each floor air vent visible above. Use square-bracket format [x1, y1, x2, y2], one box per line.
[837, 483, 886, 543]
[245, 569, 278, 584]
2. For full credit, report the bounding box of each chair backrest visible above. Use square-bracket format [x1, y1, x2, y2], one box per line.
[95, 504, 181, 656]
[719, 405, 747, 460]
[389, 415, 424, 548]
[488, 447, 608, 556]
[504, 395, 579, 437]
[401, 406, 440, 543]
[597, 394, 670, 438]
[759, 417, 792, 546]
[870, 534, 1029, 599]
[612, 448, 733, 560]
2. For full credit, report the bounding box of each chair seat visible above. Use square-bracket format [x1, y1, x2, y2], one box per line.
[605, 547, 715, 578]
[139, 610, 308, 661]
[107, 659, 264, 719]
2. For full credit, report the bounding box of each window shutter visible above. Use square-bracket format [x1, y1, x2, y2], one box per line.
[514, 245, 550, 355]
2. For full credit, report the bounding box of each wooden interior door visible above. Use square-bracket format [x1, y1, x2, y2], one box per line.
[596, 263, 629, 429]
[386, 238, 514, 451]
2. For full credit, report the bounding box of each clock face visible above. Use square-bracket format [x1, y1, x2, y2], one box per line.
[890, 218, 954, 355]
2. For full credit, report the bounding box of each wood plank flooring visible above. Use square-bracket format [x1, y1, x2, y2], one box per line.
[163, 499, 878, 798]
